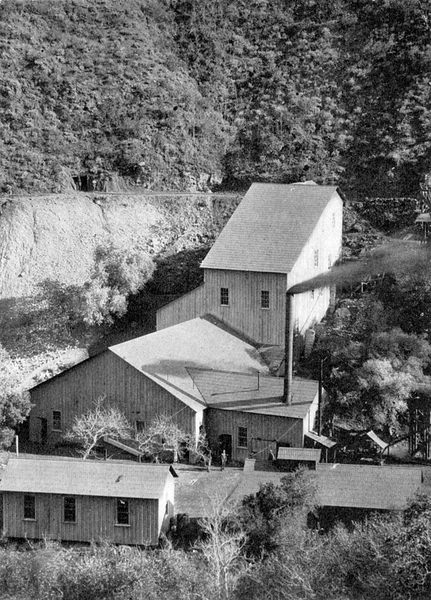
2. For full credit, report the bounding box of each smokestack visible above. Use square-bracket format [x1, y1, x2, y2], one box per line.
[284, 291, 294, 404]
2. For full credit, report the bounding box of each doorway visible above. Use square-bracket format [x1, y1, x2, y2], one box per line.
[40, 418, 48, 445]
[218, 434, 232, 461]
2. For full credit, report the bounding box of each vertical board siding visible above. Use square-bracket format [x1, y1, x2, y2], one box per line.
[204, 270, 287, 345]
[204, 408, 304, 463]
[288, 194, 343, 334]
[156, 284, 206, 330]
[3, 492, 159, 545]
[29, 351, 196, 445]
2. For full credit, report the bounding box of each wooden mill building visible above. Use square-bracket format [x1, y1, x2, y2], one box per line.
[157, 183, 343, 345]
[28, 317, 320, 463]
[0, 455, 177, 545]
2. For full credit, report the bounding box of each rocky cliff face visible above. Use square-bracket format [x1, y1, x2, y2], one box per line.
[0, 192, 231, 300]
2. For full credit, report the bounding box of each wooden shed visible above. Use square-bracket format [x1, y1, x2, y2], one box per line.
[0, 455, 177, 546]
[157, 183, 343, 344]
[277, 447, 321, 470]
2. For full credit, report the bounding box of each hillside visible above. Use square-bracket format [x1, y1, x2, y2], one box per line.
[1, 0, 430, 197]
[0, 192, 238, 300]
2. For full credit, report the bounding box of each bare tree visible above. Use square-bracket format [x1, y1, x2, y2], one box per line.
[137, 415, 191, 463]
[189, 429, 212, 470]
[65, 396, 131, 459]
[196, 498, 248, 600]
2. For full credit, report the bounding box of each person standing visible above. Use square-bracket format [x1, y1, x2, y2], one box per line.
[221, 449, 227, 471]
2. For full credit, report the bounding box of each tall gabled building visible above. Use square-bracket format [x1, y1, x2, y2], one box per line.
[157, 183, 343, 345]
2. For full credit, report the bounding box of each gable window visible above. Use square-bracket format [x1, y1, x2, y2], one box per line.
[238, 426, 248, 448]
[52, 411, 62, 431]
[64, 497, 76, 523]
[314, 250, 319, 268]
[23, 494, 35, 520]
[220, 287, 229, 306]
[261, 290, 270, 309]
[116, 499, 129, 525]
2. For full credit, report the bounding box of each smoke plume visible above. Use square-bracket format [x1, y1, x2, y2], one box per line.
[288, 241, 431, 294]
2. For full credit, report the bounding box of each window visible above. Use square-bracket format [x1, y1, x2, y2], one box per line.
[52, 411, 62, 431]
[23, 495, 35, 520]
[136, 420, 146, 433]
[238, 426, 248, 448]
[64, 497, 76, 522]
[116, 499, 129, 525]
[313, 249, 319, 267]
[220, 287, 229, 306]
[261, 290, 270, 309]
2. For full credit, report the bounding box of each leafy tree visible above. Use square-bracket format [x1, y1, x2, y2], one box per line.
[0, 344, 32, 449]
[65, 396, 131, 459]
[40, 241, 155, 328]
[238, 469, 316, 558]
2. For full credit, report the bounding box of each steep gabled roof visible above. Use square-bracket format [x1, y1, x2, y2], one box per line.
[201, 183, 340, 273]
[0, 455, 176, 499]
[109, 317, 269, 412]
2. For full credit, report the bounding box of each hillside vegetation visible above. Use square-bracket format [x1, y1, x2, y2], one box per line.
[1, 0, 430, 196]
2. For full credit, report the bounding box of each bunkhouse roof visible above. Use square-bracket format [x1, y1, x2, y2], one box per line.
[277, 447, 321, 462]
[201, 183, 341, 273]
[0, 455, 177, 499]
[188, 368, 318, 419]
[315, 463, 423, 510]
[109, 317, 270, 412]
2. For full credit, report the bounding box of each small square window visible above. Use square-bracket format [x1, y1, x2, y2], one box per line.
[24, 495, 35, 520]
[117, 499, 129, 525]
[220, 287, 229, 306]
[314, 250, 319, 267]
[53, 411, 62, 431]
[238, 426, 248, 448]
[261, 290, 270, 309]
[64, 497, 76, 523]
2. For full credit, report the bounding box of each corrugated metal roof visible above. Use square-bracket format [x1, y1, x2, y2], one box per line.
[201, 183, 340, 273]
[0, 456, 175, 499]
[305, 431, 337, 449]
[277, 447, 321, 461]
[109, 317, 269, 413]
[188, 368, 318, 418]
[316, 464, 422, 510]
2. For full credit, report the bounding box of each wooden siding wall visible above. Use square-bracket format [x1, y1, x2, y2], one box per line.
[29, 351, 196, 446]
[288, 194, 343, 334]
[204, 270, 287, 345]
[2, 492, 160, 545]
[204, 408, 304, 463]
[157, 284, 206, 330]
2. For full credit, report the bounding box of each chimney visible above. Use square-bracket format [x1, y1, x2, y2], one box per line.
[283, 291, 294, 404]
